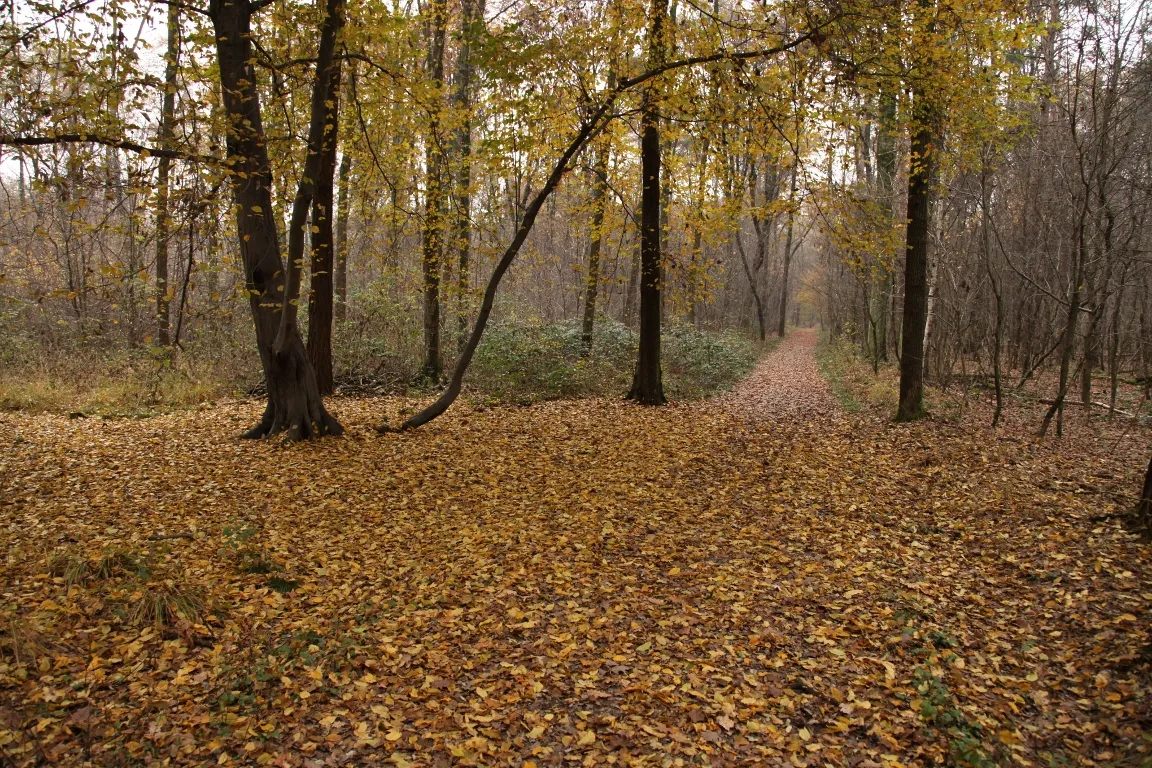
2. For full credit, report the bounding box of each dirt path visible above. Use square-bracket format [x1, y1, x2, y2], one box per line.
[717, 327, 839, 421]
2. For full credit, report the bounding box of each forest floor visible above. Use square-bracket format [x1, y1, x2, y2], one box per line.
[1, 329, 1150, 767]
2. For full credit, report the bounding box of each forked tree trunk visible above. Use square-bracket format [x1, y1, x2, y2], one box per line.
[896, 86, 935, 422]
[306, 47, 342, 395]
[209, 0, 342, 440]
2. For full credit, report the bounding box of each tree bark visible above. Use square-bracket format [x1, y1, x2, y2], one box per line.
[1039, 205, 1087, 437]
[875, 90, 899, 362]
[778, 160, 798, 338]
[896, 86, 935, 422]
[306, 41, 343, 396]
[627, 0, 669, 406]
[419, 0, 448, 381]
[452, 0, 484, 350]
[1137, 453, 1152, 533]
[154, 2, 179, 348]
[334, 145, 351, 323]
[209, 0, 342, 440]
[980, 157, 1005, 427]
[582, 135, 610, 354]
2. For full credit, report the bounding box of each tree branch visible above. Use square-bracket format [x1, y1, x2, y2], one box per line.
[0, 133, 222, 164]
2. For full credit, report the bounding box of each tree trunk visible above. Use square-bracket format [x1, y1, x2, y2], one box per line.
[419, 0, 448, 381]
[154, 2, 179, 348]
[980, 157, 1005, 427]
[896, 87, 935, 422]
[1137, 453, 1152, 534]
[334, 146, 351, 324]
[209, 0, 342, 440]
[627, 0, 668, 406]
[623, 246, 640, 327]
[1108, 273, 1127, 416]
[686, 88, 711, 329]
[306, 44, 343, 396]
[582, 135, 609, 354]
[1039, 207, 1087, 437]
[735, 233, 766, 341]
[778, 160, 797, 338]
[452, 0, 483, 349]
[628, 96, 666, 404]
[876, 90, 898, 362]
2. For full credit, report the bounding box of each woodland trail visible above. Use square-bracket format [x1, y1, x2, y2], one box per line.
[1, 344, 1151, 766]
[718, 328, 837, 423]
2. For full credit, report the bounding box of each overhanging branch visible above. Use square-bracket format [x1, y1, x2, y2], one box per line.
[0, 133, 223, 165]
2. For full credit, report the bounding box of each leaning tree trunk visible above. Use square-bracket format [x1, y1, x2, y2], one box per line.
[209, 0, 342, 440]
[306, 46, 342, 395]
[896, 86, 935, 422]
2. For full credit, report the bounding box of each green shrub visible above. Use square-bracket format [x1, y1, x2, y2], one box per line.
[467, 318, 759, 403]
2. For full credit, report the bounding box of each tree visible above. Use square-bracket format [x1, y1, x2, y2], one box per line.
[627, 0, 669, 406]
[452, 0, 485, 348]
[581, 133, 610, 354]
[153, 1, 179, 348]
[306, 25, 344, 396]
[418, 0, 448, 382]
[209, 0, 343, 439]
[1138, 452, 1152, 533]
[895, 86, 936, 422]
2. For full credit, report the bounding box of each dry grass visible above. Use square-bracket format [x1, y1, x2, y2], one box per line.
[127, 581, 206, 629]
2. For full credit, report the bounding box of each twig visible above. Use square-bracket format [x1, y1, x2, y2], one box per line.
[147, 532, 195, 541]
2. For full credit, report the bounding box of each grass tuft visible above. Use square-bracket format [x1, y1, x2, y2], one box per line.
[128, 581, 206, 629]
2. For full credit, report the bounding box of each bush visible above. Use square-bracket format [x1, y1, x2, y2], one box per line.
[467, 318, 759, 403]
[663, 327, 758, 399]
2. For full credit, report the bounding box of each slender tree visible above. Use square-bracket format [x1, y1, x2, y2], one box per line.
[153, 2, 179, 347]
[452, 0, 484, 349]
[419, 0, 448, 381]
[581, 133, 610, 353]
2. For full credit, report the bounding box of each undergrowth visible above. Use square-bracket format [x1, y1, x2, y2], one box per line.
[469, 318, 760, 404]
[815, 334, 864, 412]
[816, 332, 965, 419]
[2, 317, 763, 414]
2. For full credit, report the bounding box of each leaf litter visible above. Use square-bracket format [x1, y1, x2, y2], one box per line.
[1, 330, 1149, 766]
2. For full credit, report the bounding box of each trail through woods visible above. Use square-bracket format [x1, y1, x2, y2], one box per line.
[1, 338, 1150, 766]
[719, 329, 837, 422]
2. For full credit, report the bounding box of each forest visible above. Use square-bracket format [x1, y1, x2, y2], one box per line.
[1, 0, 1152, 765]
